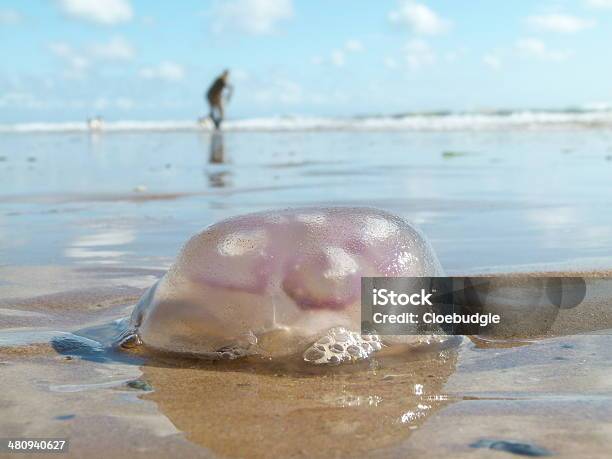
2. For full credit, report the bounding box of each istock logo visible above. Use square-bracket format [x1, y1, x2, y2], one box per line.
[363, 276, 595, 337]
[372, 288, 433, 307]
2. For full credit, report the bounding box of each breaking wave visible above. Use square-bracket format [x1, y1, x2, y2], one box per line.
[3, 109, 612, 133]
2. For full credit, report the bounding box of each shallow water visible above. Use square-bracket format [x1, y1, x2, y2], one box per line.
[1, 129, 612, 458]
[2, 129, 612, 272]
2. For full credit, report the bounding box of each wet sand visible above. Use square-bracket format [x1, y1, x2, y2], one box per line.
[1, 268, 611, 458]
[2, 129, 612, 457]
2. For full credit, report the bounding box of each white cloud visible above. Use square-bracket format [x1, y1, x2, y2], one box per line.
[516, 38, 571, 61]
[330, 50, 345, 67]
[48, 42, 90, 79]
[0, 9, 21, 24]
[277, 80, 303, 104]
[93, 97, 135, 111]
[57, 0, 133, 25]
[232, 69, 250, 81]
[404, 38, 436, 69]
[0, 92, 46, 109]
[527, 14, 595, 33]
[139, 61, 185, 82]
[253, 78, 303, 104]
[250, 78, 344, 107]
[92, 97, 110, 110]
[48, 42, 72, 58]
[89, 37, 135, 60]
[48, 37, 135, 79]
[0, 90, 139, 112]
[389, 1, 449, 35]
[313, 40, 364, 68]
[116, 97, 135, 110]
[444, 47, 467, 63]
[483, 53, 502, 70]
[345, 39, 364, 52]
[582, 101, 612, 111]
[585, 0, 612, 9]
[212, 0, 293, 35]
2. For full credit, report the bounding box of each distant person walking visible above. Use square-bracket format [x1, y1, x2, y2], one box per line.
[206, 69, 233, 129]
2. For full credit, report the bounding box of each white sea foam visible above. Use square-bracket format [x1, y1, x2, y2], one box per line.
[2, 110, 612, 133]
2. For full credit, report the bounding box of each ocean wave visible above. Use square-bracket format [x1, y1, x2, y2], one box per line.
[2, 110, 612, 133]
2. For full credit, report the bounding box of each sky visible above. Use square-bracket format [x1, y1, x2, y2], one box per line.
[1, 0, 612, 122]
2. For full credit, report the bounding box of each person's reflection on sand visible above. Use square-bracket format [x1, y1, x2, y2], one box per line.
[140, 344, 459, 458]
[205, 131, 232, 187]
[209, 131, 225, 164]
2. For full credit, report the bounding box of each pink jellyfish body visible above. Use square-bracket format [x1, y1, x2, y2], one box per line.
[124, 207, 443, 364]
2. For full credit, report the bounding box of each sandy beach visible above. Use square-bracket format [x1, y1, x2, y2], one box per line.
[1, 127, 612, 457]
[1, 265, 611, 458]
[4, 0, 612, 456]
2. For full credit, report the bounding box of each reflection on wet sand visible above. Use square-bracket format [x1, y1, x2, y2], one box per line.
[65, 228, 135, 266]
[209, 131, 225, 164]
[140, 348, 458, 458]
[205, 131, 232, 188]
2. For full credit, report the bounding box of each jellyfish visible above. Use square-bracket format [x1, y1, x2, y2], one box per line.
[119, 207, 444, 364]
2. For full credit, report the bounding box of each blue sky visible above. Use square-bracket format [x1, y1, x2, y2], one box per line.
[1, 0, 611, 122]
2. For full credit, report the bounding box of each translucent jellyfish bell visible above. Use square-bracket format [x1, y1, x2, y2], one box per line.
[124, 207, 444, 364]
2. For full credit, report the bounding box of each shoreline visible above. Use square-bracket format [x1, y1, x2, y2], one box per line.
[4, 109, 612, 134]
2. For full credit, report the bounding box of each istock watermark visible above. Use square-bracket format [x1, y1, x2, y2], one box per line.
[361, 276, 612, 338]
